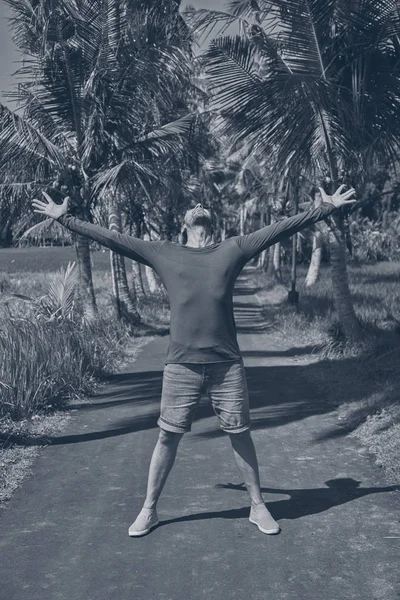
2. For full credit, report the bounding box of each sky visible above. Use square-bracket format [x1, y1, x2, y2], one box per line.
[0, 0, 230, 107]
[0, 3, 19, 105]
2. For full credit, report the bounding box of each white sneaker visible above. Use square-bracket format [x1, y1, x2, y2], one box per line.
[249, 504, 280, 535]
[128, 508, 159, 537]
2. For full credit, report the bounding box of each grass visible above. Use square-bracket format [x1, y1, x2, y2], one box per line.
[0, 245, 109, 274]
[252, 261, 400, 482]
[0, 245, 169, 502]
[253, 262, 400, 348]
[0, 315, 131, 419]
[0, 247, 170, 421]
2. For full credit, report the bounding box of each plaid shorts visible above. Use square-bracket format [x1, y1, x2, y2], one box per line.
[157, 360, 251, 434]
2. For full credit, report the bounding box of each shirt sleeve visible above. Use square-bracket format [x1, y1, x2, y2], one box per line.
[57, 214, 164, 267]
[234, 203, 336, 261]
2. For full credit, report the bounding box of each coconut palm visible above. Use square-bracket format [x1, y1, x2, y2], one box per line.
[0, 0, 194, 319]
[186, 0, 400, 341]
[304, 229, 324, 286]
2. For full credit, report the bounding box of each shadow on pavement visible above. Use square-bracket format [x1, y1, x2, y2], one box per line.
[157, 478, 399, 527]
[233, 286, 263, 296]
[70, 371, 164, 411]
[3, 276, 394, 450]
[1, 353, 385, 448]
[0, 413, 161, 448]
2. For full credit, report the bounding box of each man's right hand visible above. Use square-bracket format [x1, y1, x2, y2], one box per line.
[32, 191, 69, 220]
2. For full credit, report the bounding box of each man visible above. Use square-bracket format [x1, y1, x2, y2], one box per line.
[32, 184, 356, 537]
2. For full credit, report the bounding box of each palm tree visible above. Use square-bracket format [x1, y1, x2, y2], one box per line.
[303, 189, 328, 286]
[0, 0, 194, 319]
[89, 0, 195, 315]
[304, 228, 324, 287]
[106, 192, 141, 322]
[186, 0, 400, 341]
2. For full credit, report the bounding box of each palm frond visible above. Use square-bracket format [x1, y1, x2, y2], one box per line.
[184, 7, 248, 42]
[9, 85, 75, 156]
[227, 0, 270, 20]
[272, 0, 336, 79]
[19, 218, 72, 243]
[91, 161, 129, 198]
[337, 0, 400, 42]
[203, 36, 264, 112]
[43, 261, 79, 320]
[136, 114, 194, 144]
[0, 103, 65, 169]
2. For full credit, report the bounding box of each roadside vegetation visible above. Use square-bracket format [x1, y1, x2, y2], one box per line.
[251, 262, 400, 482]
[0, 247, 169, 501]
[0, 248, 169, 420]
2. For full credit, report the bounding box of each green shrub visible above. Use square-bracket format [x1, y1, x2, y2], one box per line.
[0, 314, 130, 420]
[350, 215, 400, 262]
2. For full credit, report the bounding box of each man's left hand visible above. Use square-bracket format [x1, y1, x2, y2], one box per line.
[318, 184, 357, 209]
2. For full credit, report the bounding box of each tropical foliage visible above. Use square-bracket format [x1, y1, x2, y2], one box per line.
[185, 0, 400, 340]
[0, 0, 199, 318]
[1, 0, 400, 336]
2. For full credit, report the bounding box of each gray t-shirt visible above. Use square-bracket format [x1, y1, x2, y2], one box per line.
[58, 203, 335, 363]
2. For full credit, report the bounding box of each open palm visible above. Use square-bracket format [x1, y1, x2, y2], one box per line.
[32, 192, 69, 220]
[318, 185, 357, 209]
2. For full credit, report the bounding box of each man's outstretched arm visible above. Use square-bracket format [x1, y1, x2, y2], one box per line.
[32, 193, 163, 267]
[234, 185, 357, 261]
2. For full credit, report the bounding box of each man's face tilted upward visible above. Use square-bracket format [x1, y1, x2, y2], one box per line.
[184, 203, 212, 231]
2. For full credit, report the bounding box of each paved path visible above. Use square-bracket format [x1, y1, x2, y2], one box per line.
[1, 272, 399, 600]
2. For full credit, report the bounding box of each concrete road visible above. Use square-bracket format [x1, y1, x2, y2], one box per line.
[1, 272, 399, 600]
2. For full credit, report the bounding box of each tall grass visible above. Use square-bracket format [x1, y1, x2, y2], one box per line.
[0, 247, 168, 502]
[253, 261, 400, 352]
[0, 313, 130, 420]
[0, 247, 164, 422]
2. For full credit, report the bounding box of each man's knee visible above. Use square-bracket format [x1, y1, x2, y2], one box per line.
[158, 428, 184, 447]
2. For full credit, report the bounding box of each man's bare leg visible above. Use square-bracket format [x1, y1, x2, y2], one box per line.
[228, 430, 280, 534]
[129, 429, 183, 536]
[143, 429, 184, 509]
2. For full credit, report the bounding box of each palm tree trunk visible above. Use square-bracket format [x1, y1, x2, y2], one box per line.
[273, 242, 282, 281]
[266, 244, 275, 276]
[73, 195, 97, 319]
[266, 242, 282, 281]
[75, 234, 97, 319]
[142, 232, 159, 293]
[58, 24, 99, 320]
[318, 112, 363, 342]
[131, 260, 146, 298]
[258, 249, 267, 268]
[329, 217, 363, 341]
[108, 201, 140, 323]
[221, 218, 226, 241]
[305, 230, 323, 287]
[130, 209, 147, 298]
[239, 204, 246, 236]
[144, 265, 159, 293]
[140, 263, 150, 296]
[258, 209, 267, 268]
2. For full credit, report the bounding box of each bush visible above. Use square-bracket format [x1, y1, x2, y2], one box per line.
[0, 314, 130, 420]
[350, 215, 400, 262]
[0, 249, 167, 423]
